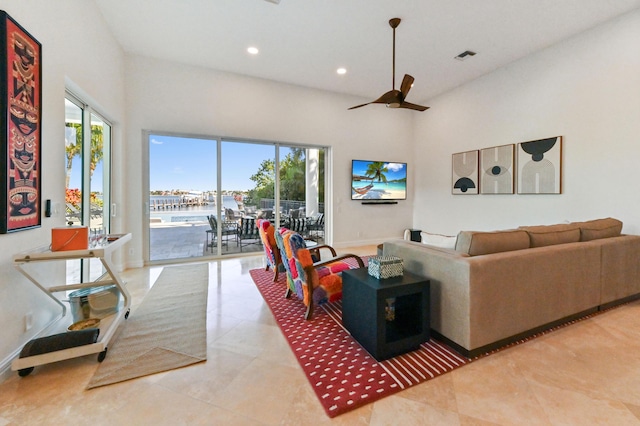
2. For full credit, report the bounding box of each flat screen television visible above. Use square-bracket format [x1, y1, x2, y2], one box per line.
[351, 160, 407, 200]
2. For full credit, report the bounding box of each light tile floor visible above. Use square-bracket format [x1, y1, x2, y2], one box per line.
[3, 245, 640, 425]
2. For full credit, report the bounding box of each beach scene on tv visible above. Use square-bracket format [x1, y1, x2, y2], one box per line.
[351, 160, 407, 200]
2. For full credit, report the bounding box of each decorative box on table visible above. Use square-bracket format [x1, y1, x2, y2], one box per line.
[368, 255, 403, 279]
[51, 226, 88, 251]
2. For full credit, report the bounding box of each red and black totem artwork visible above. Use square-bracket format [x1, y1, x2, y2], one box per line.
[1, 10, 42, 233]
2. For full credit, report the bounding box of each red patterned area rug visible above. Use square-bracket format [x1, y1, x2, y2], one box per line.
[249, 261, 470, 418]
[251, 259, 629, 417]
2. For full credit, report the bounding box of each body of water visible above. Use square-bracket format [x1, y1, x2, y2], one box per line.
[149, 195, 240, 223]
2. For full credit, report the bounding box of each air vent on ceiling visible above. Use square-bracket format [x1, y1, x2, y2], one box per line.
[455, 50, 476, 61]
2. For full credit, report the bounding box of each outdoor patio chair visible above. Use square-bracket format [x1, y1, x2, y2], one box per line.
[257, 208, 274, 220]
[238, 217, 261, 252]
[207, 215, 238, 251]
[256, 219, 282, 281]
[275, 228, 364, 320]
[307, 213, 325, 241]
[65, 203, 81, 224]
[289, 209, 301, 219]
[287, 217, 309, 235]
[225, 208, 239, 221]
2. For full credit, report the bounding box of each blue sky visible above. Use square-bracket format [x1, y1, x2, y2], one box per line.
[68, 160, 104, 192]
[149, 135, 288, 192]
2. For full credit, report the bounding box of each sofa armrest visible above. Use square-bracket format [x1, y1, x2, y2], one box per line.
[594, 235, 640, 304]
[383, 240, 474, 349]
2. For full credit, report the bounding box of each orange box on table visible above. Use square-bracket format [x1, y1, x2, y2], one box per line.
[51, 226, 88, 251]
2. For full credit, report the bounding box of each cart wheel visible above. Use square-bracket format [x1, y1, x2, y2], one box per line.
[18, 367, 34, 377]
[98, 348, 108, 362]
[124, 309, 130, 319]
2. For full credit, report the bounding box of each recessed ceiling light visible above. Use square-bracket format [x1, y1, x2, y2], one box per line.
[247, 46, 259, 55]
[337, 68, 347, 75]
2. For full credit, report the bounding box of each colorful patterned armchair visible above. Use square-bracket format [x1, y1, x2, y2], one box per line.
[275, 228, 364, 320]
[256, 219, 281, 282]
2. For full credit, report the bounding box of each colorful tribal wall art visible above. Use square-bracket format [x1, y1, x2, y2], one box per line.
[517, 136, 562, 194]
[452, 150, 478, 195]
[0, 11, 41, 233]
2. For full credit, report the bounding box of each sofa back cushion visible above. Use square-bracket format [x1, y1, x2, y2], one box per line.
[455, 230, 530, 256]
[574, 217, 623, 241]
[420, 231, 458, 249]
[519, 223, 581, 248]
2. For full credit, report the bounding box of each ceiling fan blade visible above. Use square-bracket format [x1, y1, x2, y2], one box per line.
[399, 101, 429, 112]
[350, 90, 401, 110]
[400, 74, 414, 98]
[374, 90, 401, 104]
[348, 102, 373, 110]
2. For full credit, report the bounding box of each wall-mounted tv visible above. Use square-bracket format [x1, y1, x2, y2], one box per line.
[351, 160, 407, 200]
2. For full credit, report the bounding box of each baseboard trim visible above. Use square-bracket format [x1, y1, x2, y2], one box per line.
[0, 312, 64, 384]
[599, 292, 640, 311]
[0, 346, 23, 383]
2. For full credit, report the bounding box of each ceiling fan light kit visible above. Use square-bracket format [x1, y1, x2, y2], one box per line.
[349, 18, 429, 112]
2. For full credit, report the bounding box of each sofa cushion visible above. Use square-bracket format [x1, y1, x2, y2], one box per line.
[455, 230, 530, 256]
[519, 223, 581, 247]
[420, 231, 457, 249]
[574, 218, 623, 241]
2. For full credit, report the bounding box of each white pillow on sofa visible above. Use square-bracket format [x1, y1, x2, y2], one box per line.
[420, 231, 457, 249]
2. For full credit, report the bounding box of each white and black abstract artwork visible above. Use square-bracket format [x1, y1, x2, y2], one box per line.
[517, 136, 562, 194]
[480, 144, 514, 194]
[452, 150, 478, 195]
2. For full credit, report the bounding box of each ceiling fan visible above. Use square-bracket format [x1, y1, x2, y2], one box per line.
[349, 18, 429, 112]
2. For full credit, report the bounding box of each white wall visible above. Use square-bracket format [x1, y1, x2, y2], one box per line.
[122, 56, 415, 267]
[412, 9, 640, 236]
[0, 1, 125, 378]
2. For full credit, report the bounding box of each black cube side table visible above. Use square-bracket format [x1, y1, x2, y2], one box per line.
[342, 268, 430, 361]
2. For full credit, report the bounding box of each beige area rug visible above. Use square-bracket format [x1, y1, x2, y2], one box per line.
[87, 263, 208, 389]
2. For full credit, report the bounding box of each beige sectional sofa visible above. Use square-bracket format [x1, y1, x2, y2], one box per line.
[383, 218, 640, 357]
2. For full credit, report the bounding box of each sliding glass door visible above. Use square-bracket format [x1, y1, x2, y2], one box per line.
[278, 146, 325, 243]
[147, 134, 327, 262]
[64, 94, 112, 282]
[148, 135, 216, 261]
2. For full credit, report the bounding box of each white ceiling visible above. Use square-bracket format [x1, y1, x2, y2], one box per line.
[94, 0, 640, 105]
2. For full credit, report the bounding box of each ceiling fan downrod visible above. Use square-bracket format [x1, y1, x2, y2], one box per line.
[390, 18, 400, 92]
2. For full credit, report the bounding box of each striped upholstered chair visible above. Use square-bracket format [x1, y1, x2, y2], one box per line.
[275, 228, 364, 320]
[256, 219, 281, 282]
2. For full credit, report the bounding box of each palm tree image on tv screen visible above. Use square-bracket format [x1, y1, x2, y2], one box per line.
[351, 160, 407, 200]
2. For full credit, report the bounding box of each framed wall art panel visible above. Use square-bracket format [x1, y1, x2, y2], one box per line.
[452, 150, 478, 195]
[0, 11, 42, 233]
[480, 144, 514, 194]
[517, 136, 562, 194]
